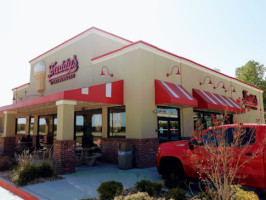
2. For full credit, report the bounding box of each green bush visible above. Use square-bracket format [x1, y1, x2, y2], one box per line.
[193, 191, 215, 200]
[97, 181, 123, 200]
[135, 180, 163, 197]
[12, 161, 56, 186]
[12, 162, 38, 186]
[231, 185, 259, 200]
[166, 188, 186, 200]
[37, 161, 55, 178]
[0, 156, 17, 171]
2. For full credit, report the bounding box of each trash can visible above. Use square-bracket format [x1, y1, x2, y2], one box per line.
[118, 142, 133, 169]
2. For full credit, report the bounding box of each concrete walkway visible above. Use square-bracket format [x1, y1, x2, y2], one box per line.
[21, 162, 161, 200]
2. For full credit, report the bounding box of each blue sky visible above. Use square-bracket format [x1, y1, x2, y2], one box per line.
[0, 0, 265, 107]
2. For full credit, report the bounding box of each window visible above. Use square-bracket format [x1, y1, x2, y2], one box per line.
[38, 115, 54, 145]
[194, 111, 233, 129]
[157, 107, 180, 143]
[201, 127, 255, 147]
[108, 106, 126, 138]
[16, 118, 26, 135]
[75, 109, 102, 147]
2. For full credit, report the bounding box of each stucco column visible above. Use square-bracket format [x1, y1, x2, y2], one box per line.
[53, 100, 76, 174]
[0, 111, 17, 156]
[181, 107, 194, 139]
[102, 106, 108, 138]
[32, 115, 38, 147]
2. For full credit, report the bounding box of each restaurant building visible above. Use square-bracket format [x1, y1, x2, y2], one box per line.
[0, 27, 264, 174]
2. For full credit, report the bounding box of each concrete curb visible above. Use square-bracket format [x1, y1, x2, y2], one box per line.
[0, 179, 39, 200]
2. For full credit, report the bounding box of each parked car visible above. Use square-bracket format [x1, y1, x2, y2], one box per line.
[156, 124, 266, 189]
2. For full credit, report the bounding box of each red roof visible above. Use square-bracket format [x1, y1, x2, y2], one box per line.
[1, 80, 123, 112]
[155, 80, 198, 107]
[193, 89, 243, 113]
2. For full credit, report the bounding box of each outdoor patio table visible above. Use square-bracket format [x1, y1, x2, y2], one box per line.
[75, 146, 101, 166]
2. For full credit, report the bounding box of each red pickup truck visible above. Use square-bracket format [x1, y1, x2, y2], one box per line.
[156, 124, 266, 189]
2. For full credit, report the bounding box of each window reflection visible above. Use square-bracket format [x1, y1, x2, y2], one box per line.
[75, 109, 102, 147]
[108, 106, 126, 138]
[16, 118, 26, 135]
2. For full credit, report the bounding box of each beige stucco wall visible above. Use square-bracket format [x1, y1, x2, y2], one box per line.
[9, 31, 264, 140]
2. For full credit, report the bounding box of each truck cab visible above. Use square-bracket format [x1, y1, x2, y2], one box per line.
[156, 124, 266, 189]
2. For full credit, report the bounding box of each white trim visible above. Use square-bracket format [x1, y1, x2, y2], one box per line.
[56, 100, 77, 106]
[106, 83, 112, 97]
[220, 96, 233, 107]
[91, 43, 263, 93]
[81, 88, 89, 95]
[226, 96, 241, 108]
[175, 84, 193, 100]
[161, 81, 179, 98]
[210, 93, 225, 106]
[201, 90, 217, 104]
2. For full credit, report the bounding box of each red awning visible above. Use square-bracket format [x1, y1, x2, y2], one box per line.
[155, 80, 198, 107]
[0, 80, 123, 112]
[192, 89, 242, 113]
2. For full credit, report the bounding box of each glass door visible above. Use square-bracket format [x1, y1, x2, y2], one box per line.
[158, 117, 180, 143]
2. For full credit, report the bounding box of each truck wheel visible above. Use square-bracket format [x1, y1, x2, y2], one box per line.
[162, 165, 184, 188]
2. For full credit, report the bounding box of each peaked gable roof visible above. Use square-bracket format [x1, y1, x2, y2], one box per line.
[29, 27, 132, 63]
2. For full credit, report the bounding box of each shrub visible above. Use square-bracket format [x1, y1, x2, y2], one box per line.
[135, 180, 163, 197]
[37, 161, 55, 178]
[97, 181, 123, 200]
[166, 188, 186, 200]
[12, 162, 38, 186]
[0, 156, 17, 171]
[191, 191, 215, 200]
[114, 192, 153, 200]
[231, 185, 259, 200]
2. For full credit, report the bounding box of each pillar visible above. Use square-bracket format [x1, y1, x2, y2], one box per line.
[53, 100, 76, 174]
[31, 115, 39, 148]
[0, 111, 16, 156]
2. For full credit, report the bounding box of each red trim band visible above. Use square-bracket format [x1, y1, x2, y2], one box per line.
[12, 83, 30, 91]
[0, 179, 39, 200]
[92, 40, 263, 92]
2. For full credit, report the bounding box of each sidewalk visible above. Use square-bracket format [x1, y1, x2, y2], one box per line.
[20, 162, 161, 200]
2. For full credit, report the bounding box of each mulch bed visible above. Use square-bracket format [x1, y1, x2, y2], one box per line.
[0, 170, 63, 186]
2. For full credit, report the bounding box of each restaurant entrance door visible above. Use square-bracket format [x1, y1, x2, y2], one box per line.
[158, 117, 180, 143]
[157, 107, 180, 143]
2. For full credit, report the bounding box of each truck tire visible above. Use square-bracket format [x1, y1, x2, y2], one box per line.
[162, 163, 185, 188]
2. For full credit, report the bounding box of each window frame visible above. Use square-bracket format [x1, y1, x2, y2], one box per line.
[108, 106, 126, 138]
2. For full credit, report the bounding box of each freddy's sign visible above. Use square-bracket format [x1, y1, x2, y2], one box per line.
[48, 55, 79, 85]
[242, 90, 258, 110]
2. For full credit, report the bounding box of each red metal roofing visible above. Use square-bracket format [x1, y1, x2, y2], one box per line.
[0, 80, 123, 112]
[193, 88, 243, 113]
[155, 80, 198, 107]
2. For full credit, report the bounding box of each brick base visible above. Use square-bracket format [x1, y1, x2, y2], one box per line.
[53, 140, 75, 174]
[101, 138, 158, 168]
[0, 137, 16, 157]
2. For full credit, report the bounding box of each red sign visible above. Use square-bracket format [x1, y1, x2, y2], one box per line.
[48, 55, 78, 84]
[242, 90, 258, 110]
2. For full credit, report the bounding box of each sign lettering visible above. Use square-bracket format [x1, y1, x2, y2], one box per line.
[48, 55, 78, 84]
[242, 90, 258, 110]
